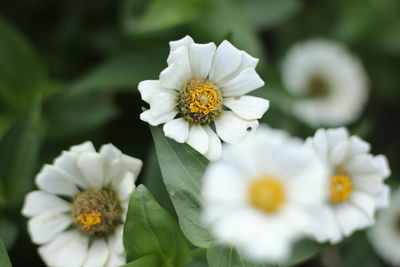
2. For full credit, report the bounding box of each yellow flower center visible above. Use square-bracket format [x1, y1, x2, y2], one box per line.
[330, 174, 352, 203]
[249, 177, 285, 214]
[188, 79, 221, 114]
[178, 78, 223, 125]
[75, 211, 102, 230]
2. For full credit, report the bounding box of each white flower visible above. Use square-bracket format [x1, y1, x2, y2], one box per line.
[139, 35, 269, 161]
[369, 188, 400, 266]
[282, 39, 368, 127]
[202, 126, 328, 262]
[305, 128, 390, 243]
[22, 142, 143, 267]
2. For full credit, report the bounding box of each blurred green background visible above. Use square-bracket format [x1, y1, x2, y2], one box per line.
[0, 0, 399, 266]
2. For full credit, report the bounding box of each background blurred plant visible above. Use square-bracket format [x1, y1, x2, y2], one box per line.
[0, 0, 399, 266]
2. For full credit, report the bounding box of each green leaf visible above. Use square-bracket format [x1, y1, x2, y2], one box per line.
[0, 219, 18, 250]
[207, 246, 271, 267]
[69, 49, 166, 96]
[190, 0, 264, 59]
[0, 16, 49, 111]
[282, 240, 328, 266]
[0, 99, 42, 209]
[0, 239, 12, 267]
[150, 125, 214, 248]
[121, 254, 161, 267]
[123, 185, 192, 267]
[44, 92, 118, 140]
[236, 0, 302, 30]
[122, 0, 210, 35]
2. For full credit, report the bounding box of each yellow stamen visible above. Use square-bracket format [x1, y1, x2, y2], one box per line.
[76, 212, 102, 230]
[187, 79, 221, 115]
[330, 174, 352, 203]
[249, 177, 285, 214]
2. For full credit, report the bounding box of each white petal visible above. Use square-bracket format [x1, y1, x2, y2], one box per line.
[375, 185, 390, 208]
[138, 80, 172, 103]
[28, 212, 71, 244]
[326, 128, 349, 147]
[328, 140, 349, 166]
[70, 141, 95, 153]
[108, 226, 124, 255]
[346, 154, 380, 174]
[334, 202, 373, 236]
[36, 165, 79, 196]
[99, 144, 121, 163]
[189, 42, 216, 78]
[352, 173, 384, 194]
[83, 239, 110, 267]
[118, 155, 143, 179]
[204, 127, 222, 161]
[22, 191, 70, 217]
[374, 155, 391, 179]
[105, 252, 125, 267]
[149, 92, 177, 117]
[140, 109, 177, 126]
[161, 47, 191, 89]
[311, 129, 328, 161]
[38, 231, 77, 266]
[349, 191, 376, 218]
[169, 35, 194, 51]
[221, 68, 265, 96]
[223, 96, 269, 120]
[346, 136, 370, 158]
[215, 111, 259, 144]
[163, 118, 189, 143]
[78, 153, 104, 188]
[53, 233, 89, 267]
[114, 172, 135, 201]
[187, 125, 209, 154]
[54, 151, 88, 188]
[209, 40, 242, 81]
[308, 206, 342, 243]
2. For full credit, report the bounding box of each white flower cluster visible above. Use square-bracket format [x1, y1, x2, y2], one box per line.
[21, 36, 392, 267]
[202, 126, 390, 262]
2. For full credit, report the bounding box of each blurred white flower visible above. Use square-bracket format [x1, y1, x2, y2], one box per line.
[22, 142, 142, 267]
[369, 188, 400, 266]
[139, 35, 269, 161]
[306, 128, 390, 243]
[282, 39, 368, 127]
[202, 126, 328, 262]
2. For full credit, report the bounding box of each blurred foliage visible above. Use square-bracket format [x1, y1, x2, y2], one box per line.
[0, 0, 399, 266]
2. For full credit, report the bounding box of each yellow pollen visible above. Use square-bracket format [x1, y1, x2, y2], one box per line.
[76, 212, 102, 230]
[330, 174, 352, 203]
[249, 177, 285, 214]
[188, 79, 220, 115]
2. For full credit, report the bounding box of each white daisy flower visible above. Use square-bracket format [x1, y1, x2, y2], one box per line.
[22, 142, 142, 267]
[282, 39, 368, 127]
[202, 126, 328, 262]
[139, 35, 269, 161]
[305, 128, 390, 243]
[369, 188, 400, 266]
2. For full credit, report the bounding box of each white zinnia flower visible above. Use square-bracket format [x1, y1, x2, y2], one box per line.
[282, 39, 368, 127]
[202, 126, 328, 262]
[22, 142, 142, 267]
[369, 188, 400, 266]
[139, 35, 269, 161]
[305, 128, 390, 243]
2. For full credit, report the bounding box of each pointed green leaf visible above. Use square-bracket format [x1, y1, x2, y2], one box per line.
[0, 16, 50, 111]
[0, 99, 42, 209]
[0, 239, 12, 267]
[121, 254, 160, 267]
[124, 185, 192, 267]
[150, 125, 214, 248]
